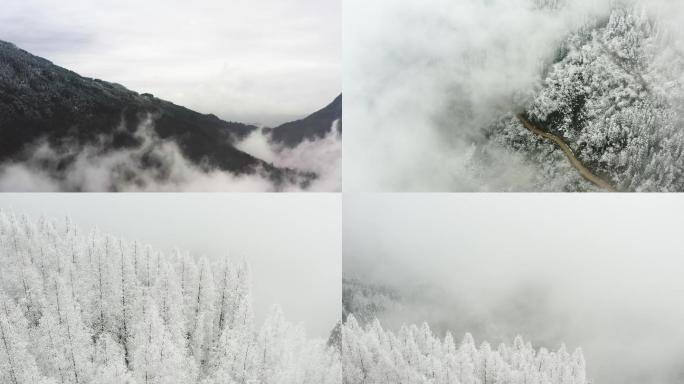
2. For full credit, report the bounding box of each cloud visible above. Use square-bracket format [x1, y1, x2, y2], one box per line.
[235, 120, 342, 191]
[342, 0, 684, 191]
[0, 163, 60, 192]
[275, 127, 342, 192]
[0, 115, 338, 191]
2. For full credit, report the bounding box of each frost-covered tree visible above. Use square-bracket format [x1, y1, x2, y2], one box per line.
[342, 315, 588, 384]
[532, 0, 565, 11]
[0, 293, 50, 384]
[492, 3, 684, 191]
[0, 211, 340, 383]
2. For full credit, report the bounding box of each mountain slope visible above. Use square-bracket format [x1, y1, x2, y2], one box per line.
[268, 94, 342, 147]
[490, 6, 684, 191]
[0, 40, 316, 189]
[342, 277, 402, 324]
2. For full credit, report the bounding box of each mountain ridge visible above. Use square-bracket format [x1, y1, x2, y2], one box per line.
[268, 93, 342, 147]
[0, 40, 340, 190]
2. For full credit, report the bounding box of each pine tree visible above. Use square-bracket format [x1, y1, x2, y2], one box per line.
[342, 316, 588, 384]
[0, 293, 47, 384]
[0, 211, 339, 383]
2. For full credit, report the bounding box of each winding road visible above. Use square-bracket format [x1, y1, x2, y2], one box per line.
[516, 114, 617, 192]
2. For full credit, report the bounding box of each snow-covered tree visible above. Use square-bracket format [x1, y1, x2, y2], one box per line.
[342, 315, 588, 384]
[0, 292, 50, 384]
[0, 210, 340, 383]
[491, 3, 684, 191]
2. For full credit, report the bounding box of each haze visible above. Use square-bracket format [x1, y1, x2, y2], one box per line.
[343, 0, 684, 191]
[0, 193, 341, 338]
[344, 194, 684, 384]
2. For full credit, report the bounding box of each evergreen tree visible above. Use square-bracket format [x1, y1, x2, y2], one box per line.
[0, 211, 340, 383]
[342, 316, 588, 384]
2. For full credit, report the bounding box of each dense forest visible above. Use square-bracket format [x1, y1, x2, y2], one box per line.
[342, 316, 587, 384]
[342, 278, 402, 324]
[0, 211, 340, 383]
[491, 4, 684, 191]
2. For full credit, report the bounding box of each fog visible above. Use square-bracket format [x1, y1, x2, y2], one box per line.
[0, 193, 341, 338]
[0, 117, 340, 192]
[236, 120, 342, 191]
[344, 194, 684, 384]
[0, 0, 340, 126]
[343, 0, 684, 191]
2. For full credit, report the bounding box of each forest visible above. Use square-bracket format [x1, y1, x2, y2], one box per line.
[491, 3, 684, 191]
[0, 211, 340, 383]
[342, 316, 587, 384]
[344, 0, 684, 191]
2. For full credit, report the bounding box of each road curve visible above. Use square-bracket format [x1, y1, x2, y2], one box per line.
[516, 114, 617, 192]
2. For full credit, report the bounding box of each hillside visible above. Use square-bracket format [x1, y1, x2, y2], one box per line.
[490, 5, 684, 191]
[342, 278, 402, 324]
[0, 41, 343, 190]
[268, 94, 342, 147]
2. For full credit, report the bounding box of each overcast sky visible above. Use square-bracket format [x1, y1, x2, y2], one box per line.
[345, 194, 684, 384]
[0, 193, 341, 338]
[0, 0, 340, 126]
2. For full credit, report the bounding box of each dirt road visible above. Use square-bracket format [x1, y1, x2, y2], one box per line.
[516, 114, 617, 192]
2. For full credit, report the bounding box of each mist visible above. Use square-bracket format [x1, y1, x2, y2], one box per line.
[344, 194, 684, 384]
[236, 120, 342, 191]
[0, 116, 340, 192]
[0, 193, 341, 338]
[343, 0, 684, 191]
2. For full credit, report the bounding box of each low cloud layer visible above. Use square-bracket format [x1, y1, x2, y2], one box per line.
[343, 0, 684, 191]
[236, 120, 342, 191]
[344, 194, 684, 384]
[0, 117, 340, 192]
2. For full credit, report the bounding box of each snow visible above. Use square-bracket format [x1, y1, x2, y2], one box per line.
[0, 211, 340, 383]
[343, 316, 587, 384]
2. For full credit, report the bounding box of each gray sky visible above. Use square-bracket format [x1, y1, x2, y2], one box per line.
[0, 193, 341, 338]
[0, 0, 340, 126]
[344, 194, 684, 384]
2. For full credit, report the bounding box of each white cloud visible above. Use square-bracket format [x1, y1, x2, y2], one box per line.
[236, 120, 342, 191]
[0, 163, 59, 192]
[275, 126, 342, 192]
[0, 115, 338, 192]
[342, 0, 628, 191]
